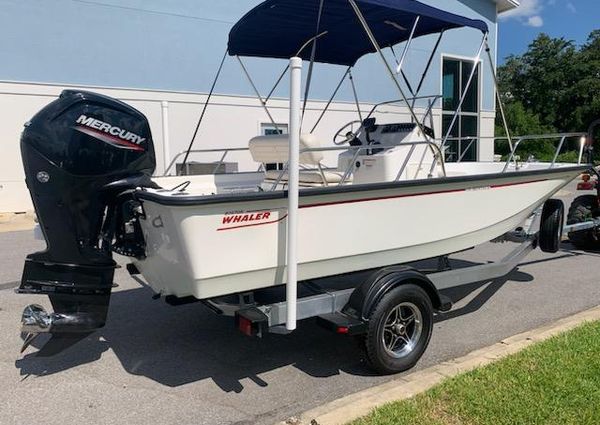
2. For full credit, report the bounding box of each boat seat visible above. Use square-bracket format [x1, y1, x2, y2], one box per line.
[249, 133, 324, 165]
[249, 133, 349, 186]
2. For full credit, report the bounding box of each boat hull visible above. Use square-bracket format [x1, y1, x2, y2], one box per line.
[134, 166, 584, 299]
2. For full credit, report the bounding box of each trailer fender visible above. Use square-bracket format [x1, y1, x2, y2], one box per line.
[344, 266, 449, 321]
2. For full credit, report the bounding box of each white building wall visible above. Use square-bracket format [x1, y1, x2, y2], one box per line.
[0, 80, 494, 212]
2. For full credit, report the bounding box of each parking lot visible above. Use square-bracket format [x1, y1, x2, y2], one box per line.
[1, 183, 599, 425]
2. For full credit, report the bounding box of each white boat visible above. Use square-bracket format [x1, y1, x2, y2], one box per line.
[17, 0, 590, 372]
[135, 154, 583, 300]
[126, 0, 587, 299]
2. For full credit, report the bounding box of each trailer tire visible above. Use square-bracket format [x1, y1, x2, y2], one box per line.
[364, 284, 433, 374]
[539, 199, 564, 253]
[567, 195, 600, 250]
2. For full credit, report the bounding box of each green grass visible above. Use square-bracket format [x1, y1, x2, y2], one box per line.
[351, 321, 600, 425]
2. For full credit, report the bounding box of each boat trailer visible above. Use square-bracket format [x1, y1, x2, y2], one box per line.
[127, 198, 595, 374]
[207, 234, 536, 331]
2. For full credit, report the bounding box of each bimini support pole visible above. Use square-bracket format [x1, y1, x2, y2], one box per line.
[348, 0, 437, 169]
[311, 66, 351, 133]
[485, 41, 513, 152]
[395, 16, 420, 74]
[180, 48, 227, 173]
[286, 57, 302, 331]
[237, 55, 280, 132]
[348, 69, 363, 122]
[440, 34, 487, 151]
[412, 30, 444, 109]
[348, 0, 419, 126]
[431, 32, 487, 175]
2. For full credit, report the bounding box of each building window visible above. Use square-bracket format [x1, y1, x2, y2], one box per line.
[442, 58, 480, 162]
[261, 123, 288, 135]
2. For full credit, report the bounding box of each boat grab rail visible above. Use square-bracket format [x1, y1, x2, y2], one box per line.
[434, 132, 587, 168]
[163, 147, 252, 176]
[364, 95, 442, 120]
[488, 132, 588, 170]
[162, 132, 587, 185]
[290, 132, 586, 189]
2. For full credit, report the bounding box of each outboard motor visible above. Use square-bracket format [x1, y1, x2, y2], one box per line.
[18, 90, 156, 353]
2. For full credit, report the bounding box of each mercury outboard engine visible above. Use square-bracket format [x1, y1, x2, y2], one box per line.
[18, 90, 156, 353]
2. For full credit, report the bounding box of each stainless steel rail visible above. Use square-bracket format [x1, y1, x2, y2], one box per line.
[162, 133, 588, 186]
[364, 95, 442, 121]
[163, 147, 251, 176]
[442, 133, 587, 166]
[494, 133, 587, 171]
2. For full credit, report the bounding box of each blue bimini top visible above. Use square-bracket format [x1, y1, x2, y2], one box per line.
[228, 0, 488, 66]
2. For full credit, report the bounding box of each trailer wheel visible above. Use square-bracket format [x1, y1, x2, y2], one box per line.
[364, 284, 433, 374]
[539, 199, 564, 253]
[567, 195, 600, 250]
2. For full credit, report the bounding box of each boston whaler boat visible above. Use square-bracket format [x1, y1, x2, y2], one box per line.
[18, 0, 590, 373]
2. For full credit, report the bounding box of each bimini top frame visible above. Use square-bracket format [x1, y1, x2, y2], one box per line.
[180, 0, 496, 174]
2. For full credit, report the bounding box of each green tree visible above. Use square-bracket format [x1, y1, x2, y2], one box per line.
[496, 31, 600, 161]
[498, 34, 576, 130]
[563, 30, 600, 133]
[495, 101, 555, 159]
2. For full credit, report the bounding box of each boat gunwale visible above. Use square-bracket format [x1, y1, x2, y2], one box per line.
[135, 164, 589, 207]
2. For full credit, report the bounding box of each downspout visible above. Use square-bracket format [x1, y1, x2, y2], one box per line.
[161, 101, 171, 175]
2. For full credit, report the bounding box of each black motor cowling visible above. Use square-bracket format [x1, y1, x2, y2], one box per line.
[19, 90, 156, 352]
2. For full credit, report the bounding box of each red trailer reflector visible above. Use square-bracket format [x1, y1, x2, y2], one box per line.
[577, 181, 595, 191]
[238, 316, 253, 336]
[235, 307, 268, 337]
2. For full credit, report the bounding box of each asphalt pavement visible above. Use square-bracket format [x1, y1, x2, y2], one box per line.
[0, 182, 599, 425]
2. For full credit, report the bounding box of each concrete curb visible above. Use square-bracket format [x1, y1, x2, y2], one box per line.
[280, 305, 600, 425]
[0, 212, 35, 233]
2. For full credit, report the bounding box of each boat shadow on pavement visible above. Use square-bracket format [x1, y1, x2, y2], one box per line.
[14, 258, 542, 393]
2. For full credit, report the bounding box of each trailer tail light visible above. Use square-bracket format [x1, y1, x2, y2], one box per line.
[235, 307, 268, 337]
[336, 326, 350, 334]
[238, 316, 253, 336]
[577, 181, 595, 191]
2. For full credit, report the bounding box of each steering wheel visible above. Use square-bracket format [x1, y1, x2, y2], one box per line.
[333, 120, 362, 145]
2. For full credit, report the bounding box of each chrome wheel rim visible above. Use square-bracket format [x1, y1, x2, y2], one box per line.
[382, 302, 423, 359]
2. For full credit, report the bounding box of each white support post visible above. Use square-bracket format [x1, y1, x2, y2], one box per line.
[578, 136, 586, 165]
[161, 101, 171, 175]
[286, 57, 302, 331]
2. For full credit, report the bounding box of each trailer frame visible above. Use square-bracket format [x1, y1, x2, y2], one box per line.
[205, 231, 537, 331]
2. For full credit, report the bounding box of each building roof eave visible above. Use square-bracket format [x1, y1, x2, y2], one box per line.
[496, 0, 520, 13]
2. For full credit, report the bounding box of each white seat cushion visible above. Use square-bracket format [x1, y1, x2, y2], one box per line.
[249, 133, 324, 165]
